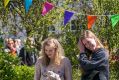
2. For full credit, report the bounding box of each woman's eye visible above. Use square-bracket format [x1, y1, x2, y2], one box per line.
[49, 50, 52, 52]
[45, 50, 48, 52]
[87, 41, 90, 44]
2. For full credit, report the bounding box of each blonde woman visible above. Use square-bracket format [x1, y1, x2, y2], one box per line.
[78, 30, 109, 80]
[5, 38, 17, 56]
[34, 38, 72, 80]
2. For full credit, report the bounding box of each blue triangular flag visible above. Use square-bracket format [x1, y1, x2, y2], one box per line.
[64, 10, 74, 26]
[24, 0, 32, 13]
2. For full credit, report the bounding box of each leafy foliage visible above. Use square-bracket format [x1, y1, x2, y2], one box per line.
[0, 52, 34, 80]
[0, 52, 19, 80]
[14, 66, 34, 80]
[0, 0, 119, 80]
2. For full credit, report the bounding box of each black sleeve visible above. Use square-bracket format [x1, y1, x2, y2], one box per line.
[78, 50, 107, 71]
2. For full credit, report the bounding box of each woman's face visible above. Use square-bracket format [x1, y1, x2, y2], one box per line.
[7, 40, 14, 47]
[82, 37, 97, 51]
[45, 45, 56, 59]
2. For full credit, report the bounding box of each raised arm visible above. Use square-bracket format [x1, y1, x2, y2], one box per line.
[79, 49, 108, 71]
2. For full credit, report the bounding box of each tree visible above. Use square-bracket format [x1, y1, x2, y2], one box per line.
[0, 0, 119, 79]
[0, 0, 119, 64]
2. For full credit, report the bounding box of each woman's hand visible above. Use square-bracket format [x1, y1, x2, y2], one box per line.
[47, 71, 61, 80]
[78, 39, 85, 53]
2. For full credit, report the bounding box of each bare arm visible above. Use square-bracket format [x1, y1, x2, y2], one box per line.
[64, 57, 72, 80]
[34, 58, 41, 80]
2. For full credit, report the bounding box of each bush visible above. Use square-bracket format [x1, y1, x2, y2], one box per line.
[110, 60, 119, 80]
[0, 52, 34, 80]
[1, 51, 119, 80]
[14, 66, 34, 80]
[0, 52, 19, 80]
[72, 67, 81, 80]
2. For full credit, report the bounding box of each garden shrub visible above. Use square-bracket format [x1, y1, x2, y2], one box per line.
[110, 60, 119, 80]
[14, 66, 34, 80]
[1, 50, 119, 80]
[0, 52, 34, 80]
[72, 67, 81, 80]
[0, 52, 19, 80]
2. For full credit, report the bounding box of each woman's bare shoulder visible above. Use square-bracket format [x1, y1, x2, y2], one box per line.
[38, 56, 43, 60]
[35, 56, 43, 65]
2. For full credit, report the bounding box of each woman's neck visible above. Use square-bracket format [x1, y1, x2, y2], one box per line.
[94, 46, 101, 52]
[49, 59, 55, 65]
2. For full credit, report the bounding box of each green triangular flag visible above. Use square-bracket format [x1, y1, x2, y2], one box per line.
[111, 14, 119, 28]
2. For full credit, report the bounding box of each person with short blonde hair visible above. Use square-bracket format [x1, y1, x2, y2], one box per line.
[34, 37, 72, 80]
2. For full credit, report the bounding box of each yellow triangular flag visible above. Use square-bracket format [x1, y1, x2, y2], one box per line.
[4, 0, 10, 7]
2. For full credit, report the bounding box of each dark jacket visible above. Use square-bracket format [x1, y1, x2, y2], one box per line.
[79, 48, 109, 80]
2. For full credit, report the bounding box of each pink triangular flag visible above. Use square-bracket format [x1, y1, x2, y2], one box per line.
[42, 2, 54, 16]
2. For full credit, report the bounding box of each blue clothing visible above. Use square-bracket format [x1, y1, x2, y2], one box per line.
[79, 48, 109, 80]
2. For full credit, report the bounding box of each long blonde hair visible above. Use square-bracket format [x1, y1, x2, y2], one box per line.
[80, 30, 105, 75]
[41, 37, 64, 66]
[80, 30, 104, 48]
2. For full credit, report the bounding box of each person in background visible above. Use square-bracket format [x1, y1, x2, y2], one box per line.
[14, 38, 26, 65]
[34, 37, 72, 80]
[5, 38, 17, 56]
[78, 30, 109, 80]
[15, 39, 22, 56]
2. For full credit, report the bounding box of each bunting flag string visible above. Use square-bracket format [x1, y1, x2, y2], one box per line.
[42, 1, 54, 16]
[54, 7, 119, 28]
[4, 0, 10, 8]
[2, 1, 119, 28]
[75, 13, 112, 16]
[24, 0, 32, 13]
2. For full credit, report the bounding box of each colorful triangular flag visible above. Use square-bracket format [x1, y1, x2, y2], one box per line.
[4, 0, 10, 7]
[64, 10, 74, 26]
[87, 15, 97, 29]
[24, 0, 32, 13]
[42, 2, 54, 16]
[111, 14, 119, 28]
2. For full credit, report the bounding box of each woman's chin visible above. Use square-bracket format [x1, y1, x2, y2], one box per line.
[48, 56, 53, 59]
[90, 48, 95, 52]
